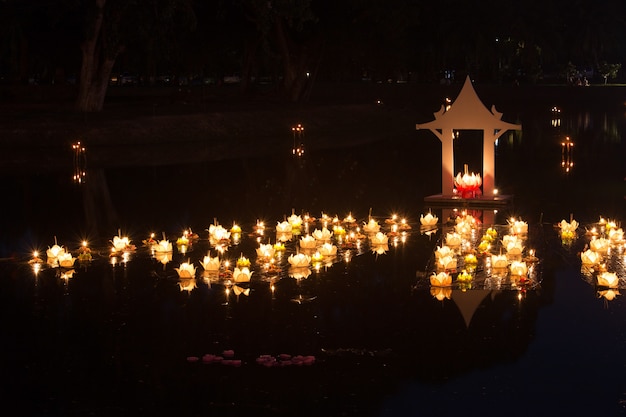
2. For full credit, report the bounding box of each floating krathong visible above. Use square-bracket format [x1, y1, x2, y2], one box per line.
[437, 255, 457, 271]
[454, 164, 482, 198]
[58, 252, 76, 269]
[491, 254, 509, 269]
[288, 253, 311, 268]
[154, 239, 173, 253]
[46, 243, 66, 267]
[505, 239, 524, 257]
[580, 249, 600, 267]
[597, 271, 619, 288]
[608, 228, 624, 245]
[435, 245, 454, 259]
[420, 213, 439, 227]
[362, 218, 380, 234]
[446, 232, 462, 247]
[457, 270, 473, 283]
[508, 218, 528, 235]
[233, 267, 253, 283]
[256, 244, 275, 260]
[175, 261, 197, 278]
[319, 242, 338, 257]
[430, 271, 452, 287]
[589, 237, 610, 255]
[510, 261, 528, 277]
[201, 255, 221, 272]
[312, 227, 333, 242]
[276, 221, 293, 234]
[208, 224, 231, 244]
[236, 255, 251, 268]
[370, 232, 388, 245]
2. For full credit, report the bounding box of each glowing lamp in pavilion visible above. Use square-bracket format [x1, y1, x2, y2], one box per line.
[233, 267, 253, 283]
[431, 286, 452, 301]
[312, 227, 333, 242]
[370, 232, 388, 245]
[319, 242, 338, 257]
[437, 255, 457, 271]
[288, 253, 311, 268]
[430, 271, 452, 287]
[175, 261, 197, 278]
[256, 244, 275, 260]
[58, 252, 76, 269]
[201, 255, 220, 272]
[510, 260, 528, 277]
[446, 232, 462, 247]
[580, 249, 600, 267]
[589, 237, 610, 255]
[362, 219, 380, 234]
[597, 271, 619, 288]
[454, 165, 482, 198]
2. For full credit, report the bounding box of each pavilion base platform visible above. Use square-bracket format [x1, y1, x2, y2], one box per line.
[424, 194, 513, 208]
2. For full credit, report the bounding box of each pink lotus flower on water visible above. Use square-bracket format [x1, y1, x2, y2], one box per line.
[597, 271, 619, 288]
[312, 227, 333, 242]
[233, 267, 253, 283]
[175, 261, 197, 278]
[299, 235, 317, 249]
[430, 271, 452, 287]
[580, 249, 600, 267]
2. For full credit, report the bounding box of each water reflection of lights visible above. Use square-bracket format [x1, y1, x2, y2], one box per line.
[561, 136, 574, 173]
[71, 141, 87, 184]
[551, 106, 561, 128]
[292, 123, 305, 157]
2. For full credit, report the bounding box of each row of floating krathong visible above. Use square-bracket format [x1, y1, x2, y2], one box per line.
[29, 211, 415, 297]
[428, 213, 540, 296]
[573, 216, 625, 300]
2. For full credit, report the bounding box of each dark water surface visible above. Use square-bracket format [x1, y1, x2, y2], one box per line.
[1, 95, 625, 416]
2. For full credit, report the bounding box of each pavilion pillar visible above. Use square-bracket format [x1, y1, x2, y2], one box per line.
[441, 128, 455, 195]
[482, 133, 496, 196]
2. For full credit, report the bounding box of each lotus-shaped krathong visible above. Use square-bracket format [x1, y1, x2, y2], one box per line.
[559, 219, 579, 234]
[508, 219, 528, 235]
[175, 261, 197, 278]
[319, 242, 338, 257]
[46, 244, 66, 266]
[370, 232, 388, 245]
[362, 219, 380, 234]
[236, 255, 251, 268]
[312, 227, 333, 242]
[57, 252, 76, 269]
[370, 243, 389, 255]
[580, 249, 600, 267]
[256, 244, 275, 260]
[287, 214, 303, 229]
[299, 235, 317, 249]
[208, 224, 231, 244]
[276, 221, 293, 234]
[509, 260, 528, 277]
[608, 228, 625, 245]
[505, 240, 524, 257]
[430, 271, 452, 287]
[446, 232, 462, 247]
[454, 165, 482, 198]
[233, 267, 253, 283]
[420, 213, 439, 227]
[435, 245, 454, 260]
[437, 255, 457, 271]
[490, 254, 509, 269]
[455, 221, 473, 236]
[154, 239, 173, 253]
[589, 237, 610, 255]
[112, 235, 133, 253]
[597, 271, 619, 288]
[201, 255, 221, 272]
[288, 253, 311, 268]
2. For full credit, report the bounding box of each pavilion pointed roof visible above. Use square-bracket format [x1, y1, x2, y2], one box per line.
[417, 76, 521, 132]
